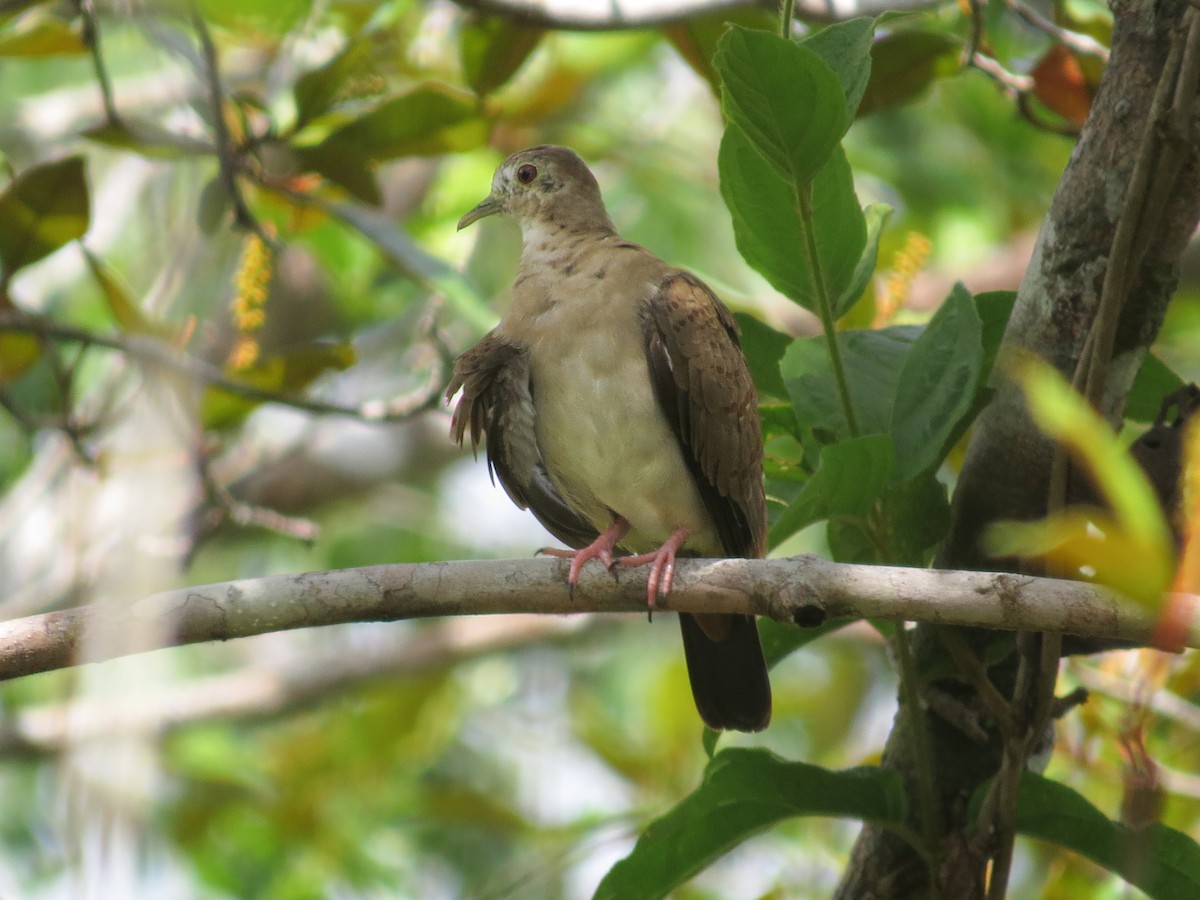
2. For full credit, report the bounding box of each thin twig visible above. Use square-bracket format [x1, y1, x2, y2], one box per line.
[76, 0, 121, 126]
[1006, 0, 1110, 61]
[0, 313, 441, 424]
[189, 4, 271, 243]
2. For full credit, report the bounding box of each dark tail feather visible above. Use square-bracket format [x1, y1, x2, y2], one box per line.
[679, 613, 772, 732]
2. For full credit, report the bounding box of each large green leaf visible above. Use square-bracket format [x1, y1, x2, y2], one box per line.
[720, 127, 866, 313]
[733, 312, 790, 401]
[798, 17, 876, 120]
[838, 201, 891, 317]
[995, 773, 1200, 900]
[313, 84, 489, 161]
[0, 8, 85, 56]
[596, 749, 906, 900]
[200, 341, 357, 429]
[714, 26, 848, 187]
[859, 29, 960, 116]
[768, 433, 894, 546]
[460, 16, 543, 96]
[293, 37, 382, 128]
[0, 156, 90, 280]
[1126, 352, 1185, 423]
[889, 284, 982, 480]
[782, 325, 922, 439]
[663, 6, 778, 95]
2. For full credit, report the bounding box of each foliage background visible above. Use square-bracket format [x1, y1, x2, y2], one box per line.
[0, 0, 1198, 897]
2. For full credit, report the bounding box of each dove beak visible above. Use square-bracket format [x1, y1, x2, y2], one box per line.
[457, 195, 502, 230]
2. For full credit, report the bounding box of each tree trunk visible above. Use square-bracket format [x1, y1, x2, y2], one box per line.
[836, 1, 1200, 896]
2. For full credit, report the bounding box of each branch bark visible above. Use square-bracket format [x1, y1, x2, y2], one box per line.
[0, 555, 1191, 683]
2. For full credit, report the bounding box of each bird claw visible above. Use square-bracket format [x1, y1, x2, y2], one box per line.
[614, 527, 688, 612]
[544, 519, 631, 598]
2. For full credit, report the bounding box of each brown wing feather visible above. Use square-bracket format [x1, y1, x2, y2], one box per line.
[641, 273, 766, 559]
[447, 330, 599, 549]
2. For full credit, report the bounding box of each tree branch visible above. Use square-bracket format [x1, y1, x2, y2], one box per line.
[0, 556, 1191, 683]
[447, 0, 939, 30]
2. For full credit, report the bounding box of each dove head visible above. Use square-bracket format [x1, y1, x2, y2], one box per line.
[457, 145, 616, 236]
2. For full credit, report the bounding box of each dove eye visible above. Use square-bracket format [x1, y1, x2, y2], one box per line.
[516, 164, 538, 185]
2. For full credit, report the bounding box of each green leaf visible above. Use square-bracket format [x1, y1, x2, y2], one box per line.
[999, 773, 1200, 900]
[0, 156, 89, 281]
[82, 248, 175, 339]
[460, 16, 543, 96]
[974, 289, 1016, 383]
[859, 29, 960, 117]
[294, 142, 382, 205]
[0, 9, 85, 56]
[733, 312, 789, 400]
[1127, 353, 1185, 423]
[720, 128, 866, 312]
[82, 120, 213, 159]
[293, 38, 380, 128]
[768, 434, 894, 546]
[987, 355, 1175, 608]
[837, 202, 891, 317]
[200, 341, 357, 429]
[314, 84, 489, 161]
[782, 325, 922, 438]
[890, 284, 983, 481]
[0, 333, 42, 379]
[663, 7, 778, 94]
[759, 618, 849, 669]
[715, 26, 848, 187]
[798, 17, 876, 120]
[596, 750, 906, 900]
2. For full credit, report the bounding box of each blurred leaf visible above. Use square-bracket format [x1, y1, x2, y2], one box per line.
[859, 29, 960, 116]
[460, 16, 542, 96]
[882, 473, 952, 565]
[82, 247, 177, 339]
[733, 312, 790, 400]
[1032, 45, 1093, 126]
[0, 333, 42, 379]
[200, 341, 356, 428]
[314, 84, 490, 161]
[799, 17, 876, 120]
[975, 289, 1016, 382]
[986, 355, 1174, 608]
[293, 38, 380, 128]
[82, 119, 214, 159]
[596, 749, 906, 900]
[294, 142, 382, 206]
[663, 7, 778, 94]
[0, 7, 84, 56]
[782, 325, 922, 438]
[0, 155, 89, 281]
[890, 284, 982, 481]
[1127, 353, 1185, 423]
[197, 176, 230, 234]
[720, 129, 866, 312]
[715, 26, 848, 187]
[838, 202, 891, 317]
[759, 617, 849, 669]
[986, 773, 1200, 900]
[769, 434, 894, 546]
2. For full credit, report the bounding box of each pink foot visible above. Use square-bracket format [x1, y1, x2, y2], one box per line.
[615, 527, 690, 608]
[540, 518, 631, 593]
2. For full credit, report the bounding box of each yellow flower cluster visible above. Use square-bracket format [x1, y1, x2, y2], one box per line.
[229, 233, 272, 370]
